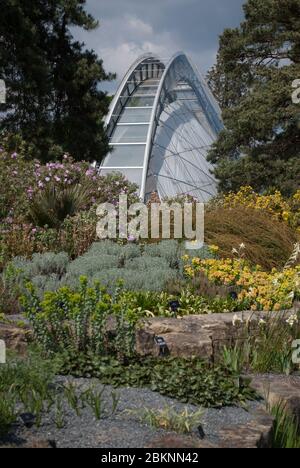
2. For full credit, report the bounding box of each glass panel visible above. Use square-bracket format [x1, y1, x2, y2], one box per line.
[111, 124, 149, 143]
[176, 90, 197, 100]
[102, 145, 146, 167]
[118, 108, 152, 124]
[100, 168, 143, 187]
[122, 96, 155, 107]
[135, 86, 158, 96]
[143, 79, 160, 86]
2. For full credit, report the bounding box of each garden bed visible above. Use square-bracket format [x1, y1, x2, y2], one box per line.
[1, 376, 271, 449]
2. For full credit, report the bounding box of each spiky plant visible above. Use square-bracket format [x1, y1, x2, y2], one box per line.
[28, 184, 93, 228]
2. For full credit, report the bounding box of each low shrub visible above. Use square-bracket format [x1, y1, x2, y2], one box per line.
[64, 240, 185, 292]
[21, 277, 135, 360]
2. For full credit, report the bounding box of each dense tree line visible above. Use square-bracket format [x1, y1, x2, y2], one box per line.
[208, 0, 300, 195]
[0, 0, 115, 162]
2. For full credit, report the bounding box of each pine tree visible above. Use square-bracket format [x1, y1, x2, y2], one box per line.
[0, 0, 115, 162]
[207, 0, 300, 195]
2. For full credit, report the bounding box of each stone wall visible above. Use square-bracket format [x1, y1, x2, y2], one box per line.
[136, 310, 295, 362]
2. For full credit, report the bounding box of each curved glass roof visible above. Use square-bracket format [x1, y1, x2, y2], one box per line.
[100, 52, 223, 202]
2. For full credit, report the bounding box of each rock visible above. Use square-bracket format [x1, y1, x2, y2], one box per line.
[23, 438, 57, 449]
[146, 434, 217, 449]
[218, 407, 274, 449]
[250, 375, 300, 430]
[0, 438, 56, 449]
[0, 322, 31, 355]
[136, 311, 296, 361]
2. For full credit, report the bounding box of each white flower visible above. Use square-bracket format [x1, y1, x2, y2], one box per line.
[286, 314, 298, 327]
[232, 314, 243, 326]
[232, 248, 239, 255]
[259, 319, 266, 326]
[240, 243, 246, 250]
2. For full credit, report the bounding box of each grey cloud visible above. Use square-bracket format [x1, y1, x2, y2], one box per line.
[76, 0, 245, 92]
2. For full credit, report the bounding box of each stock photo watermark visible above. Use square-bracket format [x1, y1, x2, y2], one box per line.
[292, 79, 300, 105]
[0, 79, 6, 104]
[292, 340, 300, 365]
[96, 195, 204, 250]
[0, 339, 6, 364]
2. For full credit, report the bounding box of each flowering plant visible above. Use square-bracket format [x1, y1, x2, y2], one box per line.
[222, 186, 300, 234]
[184, 256, 300, 311]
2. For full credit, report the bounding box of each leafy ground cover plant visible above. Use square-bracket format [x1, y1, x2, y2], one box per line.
[58, 353, 256, 408]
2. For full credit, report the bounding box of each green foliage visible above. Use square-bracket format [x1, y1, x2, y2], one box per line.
[3, 241, 242, 317]
[28, 184, 95, 228]
[21, 277, 135, 359]
[64, 240, 183, 292]
[138, 406, 204, 434]
[0, 349, 58, 436]
[12, 252, 70, 278]
[221, 312, 300, 375]
[0, 349, 121, 437]
[207, 0, 300, 195]
[271, 402, 300, 449]
[59, 353, 256, 408]
[0, 1, 114, 162]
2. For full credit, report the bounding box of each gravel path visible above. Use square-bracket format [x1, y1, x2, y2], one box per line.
[4, 376, 261, 448]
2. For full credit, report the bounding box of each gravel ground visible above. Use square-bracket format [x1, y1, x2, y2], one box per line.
[3, 376, 261, 448]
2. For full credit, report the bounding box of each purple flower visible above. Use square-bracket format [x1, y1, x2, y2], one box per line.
[11, 152, 18, 159]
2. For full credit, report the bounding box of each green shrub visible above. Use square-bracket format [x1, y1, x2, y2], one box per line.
[12, 252, 69, 278]
[28, 184, 94, 228]
[64, 240, 184, 292]
[21, 277, 135, 359]
[0, 252, 70, 312]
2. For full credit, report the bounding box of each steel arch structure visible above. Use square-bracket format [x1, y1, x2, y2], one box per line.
[99, 52, 223, 202]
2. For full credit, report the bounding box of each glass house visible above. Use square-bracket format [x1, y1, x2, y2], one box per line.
[99, 52, 223, 202]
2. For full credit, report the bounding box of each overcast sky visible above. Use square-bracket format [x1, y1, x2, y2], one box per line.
[75, 0, 246, 93]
